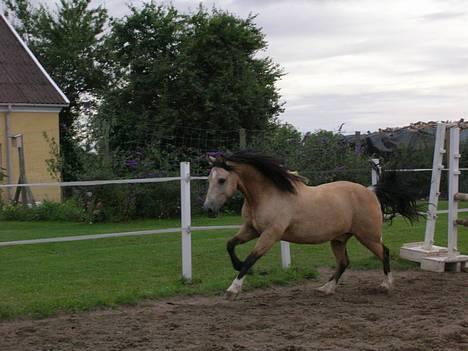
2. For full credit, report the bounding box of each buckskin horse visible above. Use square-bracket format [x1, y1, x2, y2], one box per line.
[203, 151, 420, 300]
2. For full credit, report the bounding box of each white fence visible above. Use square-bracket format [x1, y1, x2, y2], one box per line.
[1, 156, 466, 278]
[0, 162, 291, 281]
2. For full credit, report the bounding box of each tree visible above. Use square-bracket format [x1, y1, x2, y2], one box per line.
[177, 8, 284, 132]
[2, 0, 108, 181]
[95, 4, 183, 156]
[94, 4, 284, 159]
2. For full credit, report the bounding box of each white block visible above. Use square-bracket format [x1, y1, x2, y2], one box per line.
[421, 255, 468, 272]
[400, 242, 450, 263]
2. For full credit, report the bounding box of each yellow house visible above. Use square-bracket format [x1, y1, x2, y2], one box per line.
[0, 14, 69, 202]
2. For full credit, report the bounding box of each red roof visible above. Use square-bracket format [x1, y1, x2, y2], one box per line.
[0, 15, 68, 106]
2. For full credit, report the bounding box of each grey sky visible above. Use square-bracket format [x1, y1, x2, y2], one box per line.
[10, 0, 468, 133]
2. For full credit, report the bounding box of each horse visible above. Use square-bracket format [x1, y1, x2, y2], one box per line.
[203, 150, 420, 300]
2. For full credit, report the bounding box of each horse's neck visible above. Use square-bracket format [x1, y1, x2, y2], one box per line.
[236, 165, 277, 208]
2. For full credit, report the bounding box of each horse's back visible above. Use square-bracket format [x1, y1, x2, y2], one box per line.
[325, 180, 381, 225]
[284, 181, 382, 244]
[312, 181, 382, 228]
[314, 181, 379, 207]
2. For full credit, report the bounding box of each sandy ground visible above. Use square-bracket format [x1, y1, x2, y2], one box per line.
[0, 269, 467, 351]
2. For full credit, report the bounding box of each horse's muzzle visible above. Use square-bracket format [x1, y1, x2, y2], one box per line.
[203, 202, 219, 218]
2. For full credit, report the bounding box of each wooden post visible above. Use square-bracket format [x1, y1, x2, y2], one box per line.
[371, 158, 380, 185]
[4, 108, 12, 200]
[180, 162, 192, 282]
[18, 137, 28, 205]
[102, 121, 111, 165]
[0, 143, 3, 184]
[239, 128, 246, 150]
[354, 131, 361, 155]
[12, 135, 35, 206]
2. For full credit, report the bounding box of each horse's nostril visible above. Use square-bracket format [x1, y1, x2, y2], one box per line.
[204, 206, 217, 218]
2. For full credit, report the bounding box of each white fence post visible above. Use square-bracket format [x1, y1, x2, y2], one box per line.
[423, 123, 446, 250]
[180, 162, 192, 282]
[280, 241, 291, 269]
[448, 127, 460, 257]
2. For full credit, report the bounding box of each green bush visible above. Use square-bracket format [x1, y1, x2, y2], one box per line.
[0, 200, 86, 222]
[135, 183, 181, 219]
[249, 125, 371, 186]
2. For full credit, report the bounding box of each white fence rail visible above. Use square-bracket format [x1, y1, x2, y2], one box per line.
[0, 225, 242, 247]
[0, 177, 182, 188]
[0, 162, 291, 281]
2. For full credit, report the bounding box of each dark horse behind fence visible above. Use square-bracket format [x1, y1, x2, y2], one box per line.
[203, 150, 420, 300]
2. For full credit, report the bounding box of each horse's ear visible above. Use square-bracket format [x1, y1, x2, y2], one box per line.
[207, 155, 216, 165]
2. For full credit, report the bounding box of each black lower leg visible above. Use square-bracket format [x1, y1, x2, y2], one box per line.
[329, 254, 350, 283]
[227, 238, 243, 271]
[329, 241, 350, 283]
[238, 253, 261, 279]
[383, 245, 391, 275]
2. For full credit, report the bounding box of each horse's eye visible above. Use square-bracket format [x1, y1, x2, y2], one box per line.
[218, 178, 226, 185]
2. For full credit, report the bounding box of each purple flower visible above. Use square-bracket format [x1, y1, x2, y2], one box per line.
[207, 151, 224, 158]
[125, 159, 138, 169]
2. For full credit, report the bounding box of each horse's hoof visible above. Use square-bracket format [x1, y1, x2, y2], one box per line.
[315, 287, 335, 295]
[380, 273, 394, 292]
[224, 290, 239, 301]
[315, 280, 336, 295]
[379, 282, 393, 292]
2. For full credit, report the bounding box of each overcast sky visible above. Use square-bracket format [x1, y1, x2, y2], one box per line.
[12, 0, 468, 133]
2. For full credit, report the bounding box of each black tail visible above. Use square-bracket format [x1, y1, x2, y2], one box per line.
[373, 170, 424, 224]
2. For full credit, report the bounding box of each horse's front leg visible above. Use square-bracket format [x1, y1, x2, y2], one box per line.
[225, 226, 283, 300]
[227, 224, 259, 271]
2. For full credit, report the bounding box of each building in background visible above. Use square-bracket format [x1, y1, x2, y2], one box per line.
[0, 14, 69, 202]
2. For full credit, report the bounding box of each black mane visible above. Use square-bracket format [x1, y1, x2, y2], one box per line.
[213, 150, 305, 194]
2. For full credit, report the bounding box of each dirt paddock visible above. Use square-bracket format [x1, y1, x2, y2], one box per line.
[0, 269, 467, 351]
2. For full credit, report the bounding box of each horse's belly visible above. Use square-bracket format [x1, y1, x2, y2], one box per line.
[282, 203, 354, 244]
[282, 224, 347, 244]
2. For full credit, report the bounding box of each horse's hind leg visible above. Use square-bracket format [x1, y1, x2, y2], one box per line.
[356, 236, 393, 291]
[317, 234, 351, 295]
[380, 245, 393, 290]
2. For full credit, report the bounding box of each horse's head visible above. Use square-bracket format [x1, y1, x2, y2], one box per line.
[203, 155, 238, 217]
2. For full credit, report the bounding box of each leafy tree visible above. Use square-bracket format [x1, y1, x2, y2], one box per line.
[2, 0, 108, 181]
[177, 8, 284, 132]
[95, 4, 182, 156]
[94, 4, 284, 159]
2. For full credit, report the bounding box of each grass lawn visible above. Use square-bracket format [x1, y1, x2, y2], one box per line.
[0, 212, 467, 319]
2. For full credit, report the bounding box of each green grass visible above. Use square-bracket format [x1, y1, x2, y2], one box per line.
[0, 212, 466, 320]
